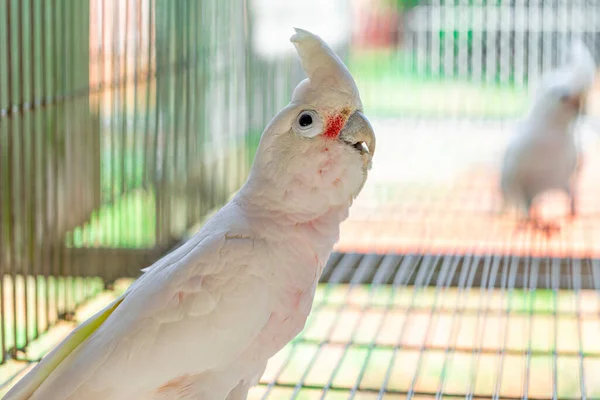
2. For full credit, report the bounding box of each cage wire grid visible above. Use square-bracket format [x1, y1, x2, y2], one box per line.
[248, 251, 600, 400]
[2, 0, 600, 399]
[0, 0, 290, 378]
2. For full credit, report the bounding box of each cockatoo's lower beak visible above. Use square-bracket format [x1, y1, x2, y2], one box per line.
[338, 111, 376, 171]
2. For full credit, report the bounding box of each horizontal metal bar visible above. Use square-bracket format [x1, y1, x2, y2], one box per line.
[321, 252, 600, 290]
[287, 339, 600, 358]
[257, 381, 600, 400]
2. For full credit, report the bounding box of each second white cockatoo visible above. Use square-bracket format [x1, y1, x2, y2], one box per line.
[500, 38, 596, 228]
[3, 28, 375, 400]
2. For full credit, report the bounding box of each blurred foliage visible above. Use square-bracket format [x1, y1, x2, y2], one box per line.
[348, 49, 529, 118]
[383, 0, 423, 10]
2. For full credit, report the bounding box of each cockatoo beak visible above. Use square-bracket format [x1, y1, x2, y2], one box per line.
[559, 86, 589, 114]
[564, 93, 583, 110]
[338, 111, 375, 171]
[576, 93, 588, 115]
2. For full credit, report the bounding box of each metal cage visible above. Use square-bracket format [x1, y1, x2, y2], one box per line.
[2, 0, 600, 399]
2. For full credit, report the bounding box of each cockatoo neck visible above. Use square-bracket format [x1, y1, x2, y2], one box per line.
[527, 102, 578, 133]
[235, 129, 364, 227]
[235, 170, 353, 227]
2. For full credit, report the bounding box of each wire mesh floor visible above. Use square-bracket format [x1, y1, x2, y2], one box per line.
[251, 252, 600, 399]
[3, 252, 600, 399]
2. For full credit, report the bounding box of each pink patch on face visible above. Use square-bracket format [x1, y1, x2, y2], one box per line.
[323, 114, 345, 139]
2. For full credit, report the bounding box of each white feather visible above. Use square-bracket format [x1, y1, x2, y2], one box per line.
[500, 40, 596, 218]
[4, 28, 372, 400]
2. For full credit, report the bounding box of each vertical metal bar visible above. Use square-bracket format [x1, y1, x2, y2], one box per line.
[40, 0, 51, 333]
[55, 0, 66, 318]
[156, 0, 170, 246]
[144, 0, 156, 190]
[209, 0, 219, 212]
[442, 1, 454, 80]
[131, 0, 141, 247]
[172, 0, 183, 233]
[183, 0, 193, 229]
[196, 0, 207, 221]
[63, 0, 74, 317]
[457, 0, 469, 84]
[120, 0, 130, 246]
[29, 0, 40, 341]
[94, 0, 106, 290]
[471, 0, 483, 85]
[499, 0, 511, 86]
[142, 0, 154, 246]
[76, 0, 89, 305]
[586, 259, 600, 399]
[242, 0, 252, 188]
[72, 0, 81, 306]
[550, 258, 559, 400]
[0, 0, 9, 364]
[153, 0, 166, 246]
[485, 0, 497, 86]
[514, 0, 525, 88]
[590, 0, 597, 53]
[49, 0, 57, 320]
[5, 0, 20, 356]
[16, 0, 30, 349]
[430, 0, 440, 79]
[528, 0, 540, 83]
[542, 0, 552, 73]
[110, 0, 119, 250]
[521, 248, 541, 399]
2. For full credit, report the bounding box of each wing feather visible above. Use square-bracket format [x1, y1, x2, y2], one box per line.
[5, 204, 272, 400]
[3, 297, 125, 400]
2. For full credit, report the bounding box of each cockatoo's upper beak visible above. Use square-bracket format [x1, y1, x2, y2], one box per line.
[338, 111, 375, 170]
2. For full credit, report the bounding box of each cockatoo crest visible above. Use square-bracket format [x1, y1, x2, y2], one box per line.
[290, 28, 362, 113]
[563, 38, 596, 93]
[526, 39, 596, 124]
[534, 39, 596, 103]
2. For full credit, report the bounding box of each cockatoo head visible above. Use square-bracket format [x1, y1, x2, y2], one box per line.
[531, 39, 596, 121]
[246, 28, 375, 217]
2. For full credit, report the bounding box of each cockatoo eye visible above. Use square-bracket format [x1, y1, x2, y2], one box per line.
[293, 110, 323, 138]
[299, 113, 312, 127]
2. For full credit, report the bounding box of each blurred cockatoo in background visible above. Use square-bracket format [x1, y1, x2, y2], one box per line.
[500, 38, 596, 230]
[4, 28, 375, 400]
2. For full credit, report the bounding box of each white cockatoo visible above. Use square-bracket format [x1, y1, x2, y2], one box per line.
[500, 38, 596, 228]
[4, 28, 375, 400]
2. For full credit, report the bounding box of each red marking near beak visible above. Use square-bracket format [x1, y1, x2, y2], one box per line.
[323, 114, 345, 139]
